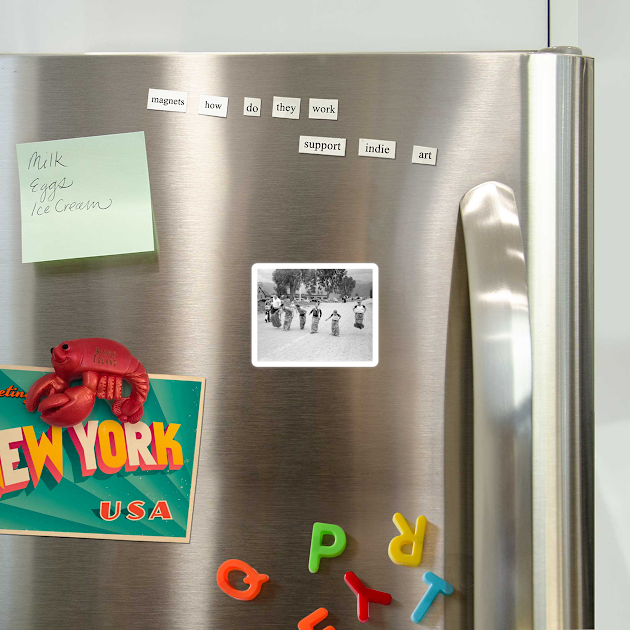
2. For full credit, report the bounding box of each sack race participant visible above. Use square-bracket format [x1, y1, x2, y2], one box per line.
[353, 298, 366, 329]
[270, 295, 282, 328]
[295, 304, 307, 329]
[264, 300, 271, 323]
[283, 300, 294, 331]
[326, 310, 342, 336]
[310, 302, 323, 333]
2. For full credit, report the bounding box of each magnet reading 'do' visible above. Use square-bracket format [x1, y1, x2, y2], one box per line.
[26, 338, 149, 427]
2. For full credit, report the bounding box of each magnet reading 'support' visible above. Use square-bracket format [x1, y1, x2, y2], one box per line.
[25, 338, 149, 428]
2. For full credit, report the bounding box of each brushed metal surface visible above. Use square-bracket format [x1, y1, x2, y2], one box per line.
[460, 182, 533, 630]
[0, 52, 593, 629]
[527, 53, 595, 629]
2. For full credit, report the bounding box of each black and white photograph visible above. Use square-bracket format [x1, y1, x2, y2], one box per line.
[251, 264, 378, 367]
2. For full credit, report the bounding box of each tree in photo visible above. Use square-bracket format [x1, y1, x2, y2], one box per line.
[305, 269, 348, 295]
[302, 269, 317, 293]
[273, 280, 287, 296]
[338, 276, 356, 298]
[272, 269, 308, 300]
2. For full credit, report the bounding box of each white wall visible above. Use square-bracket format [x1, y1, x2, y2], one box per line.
[0, 0, 547, 53]
[575, 2, 629, 627]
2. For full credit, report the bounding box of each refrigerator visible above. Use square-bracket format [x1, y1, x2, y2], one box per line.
[0, 50, 593, 629]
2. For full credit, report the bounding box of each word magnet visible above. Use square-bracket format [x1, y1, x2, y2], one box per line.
[344, 571, 392, 623]
[243, 97, 261, 117]
[198, 95, 228, 118]
[308, 522, 346, 573]
[147, 88, 187, 112]
[308, 98, 338, 120]
[388, 512, 427, 566]
[216, 559, 269, 601]
[299, 136, 346, 157]
[411, 144, 438, 165]
[272, 96, 301, 119]
[358, 138, 396, 159]
[411, 572, 454, 624]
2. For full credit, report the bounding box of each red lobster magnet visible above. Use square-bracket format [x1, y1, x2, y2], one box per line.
[26, 338, 149, 428]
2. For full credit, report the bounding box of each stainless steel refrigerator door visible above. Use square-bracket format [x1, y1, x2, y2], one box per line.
[0, 52, 593, 629]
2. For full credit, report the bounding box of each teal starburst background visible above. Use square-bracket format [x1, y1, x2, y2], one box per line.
[0, 367, 203, 541]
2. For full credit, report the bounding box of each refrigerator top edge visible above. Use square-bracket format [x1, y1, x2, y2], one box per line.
[0, 50, 594, 59]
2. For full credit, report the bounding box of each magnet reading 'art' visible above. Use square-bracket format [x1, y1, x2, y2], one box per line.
[25, 338, 149, 428]
[388, 512, 427, 567]
[216, 559, 269, 601]
[308, 522, 347, 573]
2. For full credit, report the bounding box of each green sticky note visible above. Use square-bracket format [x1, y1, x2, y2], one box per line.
[17, 131, 155, 263]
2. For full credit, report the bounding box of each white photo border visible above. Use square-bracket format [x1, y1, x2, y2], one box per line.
[251, 263, 379, 368]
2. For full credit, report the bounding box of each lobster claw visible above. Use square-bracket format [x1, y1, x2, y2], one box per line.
[37, 386, 96, 428]
[25, 373, 66, 413]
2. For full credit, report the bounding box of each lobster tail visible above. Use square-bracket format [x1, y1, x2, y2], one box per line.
[112, 358, 150, 423]
[126, 358, 150, 403]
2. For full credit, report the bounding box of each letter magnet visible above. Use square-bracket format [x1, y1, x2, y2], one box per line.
[388, 512, 427, 567]
[308, 522, 347, 573]
[217, 559, 269, 601]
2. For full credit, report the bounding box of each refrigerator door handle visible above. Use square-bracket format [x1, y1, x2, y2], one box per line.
[460, 181, 533, 629]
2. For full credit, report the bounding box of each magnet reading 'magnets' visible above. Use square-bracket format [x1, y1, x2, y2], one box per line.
[25, 338, 149, 428]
